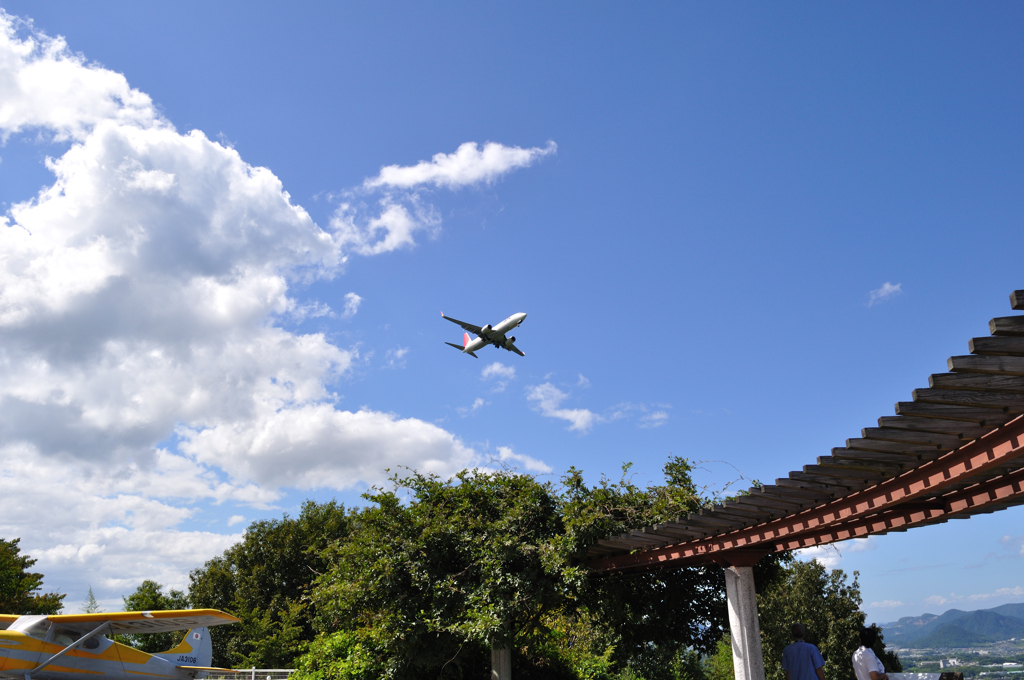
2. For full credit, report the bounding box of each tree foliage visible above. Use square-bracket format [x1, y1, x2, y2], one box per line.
[189, 500, 354, 668]
[0, 538, 64, 615]
[120, 580, 188, 653]
[757, 559, 900, 680]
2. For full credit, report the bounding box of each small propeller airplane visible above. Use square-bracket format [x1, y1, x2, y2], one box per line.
[441, 311, 527, 358]
[0, 609, 239, 680]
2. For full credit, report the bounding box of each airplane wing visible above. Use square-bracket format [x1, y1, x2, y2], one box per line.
[441, 312, 482, 335]
[506, 342, 525, 357]
[44, 609, 239, 635]
[0, 614, 17, 630]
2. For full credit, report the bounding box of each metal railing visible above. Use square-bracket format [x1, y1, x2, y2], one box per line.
[204, 670, 295, 680]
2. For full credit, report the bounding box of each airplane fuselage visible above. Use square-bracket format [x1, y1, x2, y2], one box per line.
[462, 312, 526, 354]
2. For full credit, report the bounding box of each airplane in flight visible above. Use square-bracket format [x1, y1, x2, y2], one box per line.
[442, 311, 527, 358]
[0, 609, 238, 680]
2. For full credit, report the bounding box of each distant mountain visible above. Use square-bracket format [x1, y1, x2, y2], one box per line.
[880, 602, 1024, 648]
[913, 624, 994, 648]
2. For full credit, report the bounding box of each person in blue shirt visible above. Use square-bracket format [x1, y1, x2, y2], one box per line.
[782, 623, 826, 680]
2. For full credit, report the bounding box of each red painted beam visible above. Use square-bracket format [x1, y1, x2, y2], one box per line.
[585, 415, 1024, 573]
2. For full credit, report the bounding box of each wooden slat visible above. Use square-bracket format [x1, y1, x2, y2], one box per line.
[949, 355, 1024, 376]
[990, 316, 1024, 337]
[802, 465, 886, 481]
[758, 484, 832, 500]
[877, 415, 991, 438]
[651, 525, 705, 539]
[685, 514, 743, 527]
[912, 388, 1024, 412]
[861, 426, 961, 448]
[895, 401, 1006, 423]
[825, 451, 918, 468]
[711, 506, 771, 522]
[726, 499, 788, 516]
[845, 438, 942, 455]
[627, 530, 669, 545]
[597, 538, 639, 550]
[969, 336, 1024, 357]
[831, 448, 921, 465]
[744, 491, 809, 508]
[720, 500, 775, 516]
[816, 457, 904, 475]
[929, 373, 1024, 392]
[1011, 290, 1024, 310]
[775, 477, 848, 494]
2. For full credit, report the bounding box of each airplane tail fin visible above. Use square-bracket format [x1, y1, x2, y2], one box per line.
[155, 627, 213, 668]
[463, 332, 471, 348]
[445, 342, 479, 358]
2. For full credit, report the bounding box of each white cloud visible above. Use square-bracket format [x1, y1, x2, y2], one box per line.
[577, 374, 591, 388]
[869, 600, 904, 608]
[495, 446, 552, 474]
[384, 346, 409, 369]
[923, 585, 1024, 608]
[868, 282, 903, 306]
[482, 362, 516, 392]
[639, 411, 669, 428]
[227, 515, 246, 527]
[0, 12, 507, 604]
[458, 397, 486, 417]
[526, 382, 601, 433]
[341, 292, 362, 318]
[364, 141, 556, 190]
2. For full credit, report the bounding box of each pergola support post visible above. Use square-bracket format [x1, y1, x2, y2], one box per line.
[720, 551, 768, 680]
[491, 643, 511, 680]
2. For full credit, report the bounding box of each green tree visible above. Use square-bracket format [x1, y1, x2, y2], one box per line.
[82, 586, 100, 613]
[120, 580, 188, 653]
[757, 559, 900, 680]
[307, 469, 565, 680]
[0, 538, 64, 615]
[559, 458, 748, 679]
[189, 500, 354, 668]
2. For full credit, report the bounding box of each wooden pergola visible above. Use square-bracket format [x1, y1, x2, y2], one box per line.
[582, 289, 1024, 680]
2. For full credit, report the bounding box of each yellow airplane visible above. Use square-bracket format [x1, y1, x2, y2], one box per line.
[0, 609, 239, 680]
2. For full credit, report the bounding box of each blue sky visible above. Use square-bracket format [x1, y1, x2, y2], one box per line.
[0, 2, 1021, 624]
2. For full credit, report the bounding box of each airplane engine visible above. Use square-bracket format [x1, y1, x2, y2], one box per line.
[481, 324, 492, 334]
[505, 336, 516, 347]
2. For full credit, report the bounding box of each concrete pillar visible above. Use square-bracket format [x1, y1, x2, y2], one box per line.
[491, 643, 511, 680]
[723, 565, 765, 680]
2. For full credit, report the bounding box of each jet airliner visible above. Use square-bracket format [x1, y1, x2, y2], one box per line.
[442, 311, 526, 358]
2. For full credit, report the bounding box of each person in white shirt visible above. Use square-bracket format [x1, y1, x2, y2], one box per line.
[852, 627, 888, 680]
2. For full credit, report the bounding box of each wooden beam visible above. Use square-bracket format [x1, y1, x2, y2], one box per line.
[743, 491, 809, 508]
[650, 525, 705, 540]
[912, 388, 1024, 412]
[929, 373, 1024, 393]
[861, 426, 961, 448]
[970, 336, 1024, 357]
[685, 514, 744, 528]
[895, 401, 1006, 423]
[877, 415, 991, 438]
[583, 417, 1024, 573]
[990, 316, 1024, 337]
[1011, 290, 1024, 311]
[949, 355, 1024, 376]
[627, 530, 670, 545]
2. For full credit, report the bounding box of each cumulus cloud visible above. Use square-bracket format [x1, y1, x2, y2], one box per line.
[458, 397, 486, 417]
[384, 346, 409, 369]
[868, 282, 902, 306]
[364, 141, 556, 190]
[526, 382, 601, 433]
[341, 292, 362, 318]
[494, 446, 552, 474]
[482, 362, 516, 391]
[0, 12, 518, 603]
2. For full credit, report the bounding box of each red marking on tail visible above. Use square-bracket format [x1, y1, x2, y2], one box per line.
[463, 332, 471, 348]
